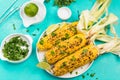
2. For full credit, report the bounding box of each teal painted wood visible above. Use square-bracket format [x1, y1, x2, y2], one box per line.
[0, 0, 120, 80]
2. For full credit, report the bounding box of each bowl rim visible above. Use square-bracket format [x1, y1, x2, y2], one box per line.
[0, 33, 32, 63]
[57, 7, 72, 20]
[20, 0, 46, 27]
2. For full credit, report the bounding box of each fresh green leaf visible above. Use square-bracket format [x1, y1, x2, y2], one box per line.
[82, 49, 88, 54]
[51, 32, 57, 37]
[82, 74, 85, 79]
[51, 50, 55, 55]
[44, 0, 50, 3]
[39, 39, 44, 45]
[32, 34, 36, 36]
[13, 24, 16, 30]
[60, 62, 66, 68]
[90, 73, 95, 77]
[60, 51, 66, 55]
[71, 56, 76, 61]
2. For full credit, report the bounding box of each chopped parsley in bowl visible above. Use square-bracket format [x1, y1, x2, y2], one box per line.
[1, 34, 32, 63]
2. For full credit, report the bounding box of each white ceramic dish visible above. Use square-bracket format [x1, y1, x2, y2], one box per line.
[20, 0, 46, 27]
[36, 23, 93, 78]
[57, 7, 72, 20]
[0, 33, 33, 63]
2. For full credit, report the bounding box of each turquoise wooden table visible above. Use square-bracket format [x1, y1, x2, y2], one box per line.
[0, 0, 120, 80]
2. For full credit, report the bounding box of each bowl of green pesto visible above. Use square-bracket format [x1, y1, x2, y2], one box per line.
[0, 34, 33, 63]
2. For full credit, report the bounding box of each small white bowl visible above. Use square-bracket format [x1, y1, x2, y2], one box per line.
[0, 33, 33, 63]
[20, 0, 46, 27]
[57, 7, 72, 20]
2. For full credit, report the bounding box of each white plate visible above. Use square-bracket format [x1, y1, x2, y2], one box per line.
[36, 23, 93, 78]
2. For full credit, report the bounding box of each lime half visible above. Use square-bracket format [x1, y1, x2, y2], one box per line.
[24, 3, 39, 17]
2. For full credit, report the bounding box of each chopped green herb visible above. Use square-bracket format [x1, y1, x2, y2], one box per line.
[82, 75, 85, 79]
[26, 29, 29, 32]
[82, 49, 88, 54]
[62, 45, 66, 48]
[61, 37, 67, 41]
[77, 10, 80, 20]
[104, 26, 110, 32]
[51, 50, 55, 55]
[51, 32, 57, 37]
[40, 39, 44, 45]
[90, 73, 95, 77]
[65, 33, 70, 39]
[2, 36, 29, 61]
[87, 73, 89, 75]
[60, 51, 66, 55]
[44, 0, 50, 3]
[71, 27, 77, 34]
[32, 34, 36, 36]
[74, 36, 79, 39]
[43, 32, 47, 37]
[63, 62, 66, 66]
[61, 33, 70, 41]
[70, 71, 73, 74]
[58, 45, 61, 48]
[13, 24, 16, 30]
[60, 62, 66, 68]
[54, 0, 76, 7]
[71, 56, 76, 61]
[96, 78, 98, 80]
[55, 40, 60, 45]
[37, 28, 40, 31]
[99, 33, 104, 35]
[75, 71, 78, 75]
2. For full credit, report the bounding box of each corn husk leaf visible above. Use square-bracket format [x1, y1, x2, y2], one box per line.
[96, 34, 114, 42]
[110, 24, 118, 37]
[90, 0, 111, 21]
[77, 0, 111, 32]
[88, 13, 118, 39]
[97, 38, 117, 54]
[109, 39, 120, 56]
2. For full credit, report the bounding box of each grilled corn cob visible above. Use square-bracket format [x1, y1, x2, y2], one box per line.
[53, 44, 98, 76]
[37, 22, 78, 51]
[45, 34, 86, 64]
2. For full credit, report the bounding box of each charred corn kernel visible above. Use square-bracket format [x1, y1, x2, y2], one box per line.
[37, 22, 78, 51]
[53, 44, 98, 76]
[45, 34, 86, 64]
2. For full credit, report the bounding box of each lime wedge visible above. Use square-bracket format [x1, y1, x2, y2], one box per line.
[46, 24, 60, 35]
[37, 62, 51, 71]
[46, 22, 68, 35]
